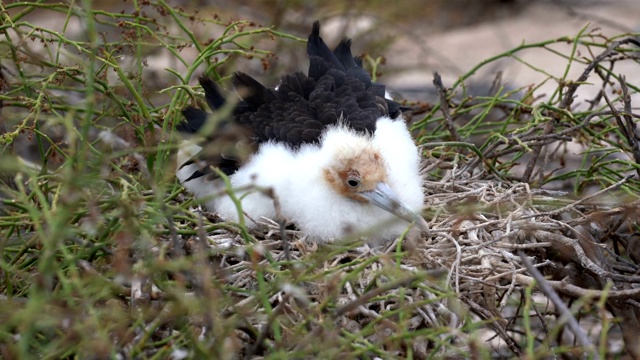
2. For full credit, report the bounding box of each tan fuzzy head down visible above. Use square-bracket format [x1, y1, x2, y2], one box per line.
[323, 146, 387, 202]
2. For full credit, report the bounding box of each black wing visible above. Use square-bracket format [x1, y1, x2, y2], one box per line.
[232, 21, 402, 148]
[177, 76, 257, 181]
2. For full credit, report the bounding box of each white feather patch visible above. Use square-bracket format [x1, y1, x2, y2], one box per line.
[176, 118, 424, 242]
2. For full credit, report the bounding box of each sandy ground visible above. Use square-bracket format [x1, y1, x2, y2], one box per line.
[382, 0, 640, 104]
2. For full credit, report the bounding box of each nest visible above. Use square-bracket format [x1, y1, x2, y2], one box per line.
[166, 157, 640, 359]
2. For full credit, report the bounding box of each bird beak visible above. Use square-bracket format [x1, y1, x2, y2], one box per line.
[360, 182, 430, 233]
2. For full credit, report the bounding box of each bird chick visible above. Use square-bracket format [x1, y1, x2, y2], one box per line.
[176, 21, 427, 242]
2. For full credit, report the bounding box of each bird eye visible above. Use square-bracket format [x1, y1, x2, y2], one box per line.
[347, 178, 360, 188]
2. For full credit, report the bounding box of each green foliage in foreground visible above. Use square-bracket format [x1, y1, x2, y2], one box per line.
[1, 1, 639, 358]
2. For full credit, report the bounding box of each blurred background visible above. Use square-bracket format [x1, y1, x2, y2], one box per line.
[7, 0, 638, 111]
[168, 0, 640, 103]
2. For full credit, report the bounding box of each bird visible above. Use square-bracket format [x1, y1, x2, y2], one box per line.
[176, 21, 427, 243]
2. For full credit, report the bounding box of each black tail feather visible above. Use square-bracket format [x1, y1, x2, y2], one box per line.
[333, 38, 356, 70]
[307, 21, 343, 71]
[177, 78, 226, 134]
[308, 55, 332, 81]
[178, 107, 209, 133]
[232, 72, 269, 110]
[177, 76, 249, 181]
[198, 76, 226, 111]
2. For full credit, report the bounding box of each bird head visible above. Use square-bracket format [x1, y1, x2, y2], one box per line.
[321, 126, 429, 232]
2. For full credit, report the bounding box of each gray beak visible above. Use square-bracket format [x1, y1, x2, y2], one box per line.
[360, 182, 429, 233]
